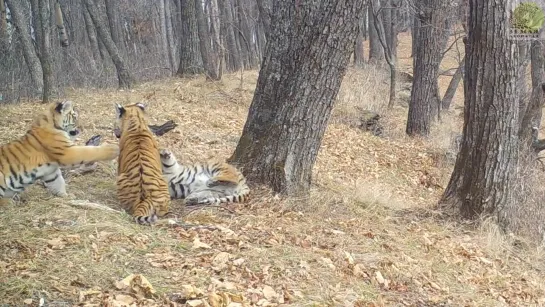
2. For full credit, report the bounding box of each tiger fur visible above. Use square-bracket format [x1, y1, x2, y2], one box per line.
[159, 148, 250, 206]
[0, 101, 119, 202]
[114, 103, 170, 225]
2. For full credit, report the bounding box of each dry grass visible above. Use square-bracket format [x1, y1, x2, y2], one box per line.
[0, 33, 544, 306]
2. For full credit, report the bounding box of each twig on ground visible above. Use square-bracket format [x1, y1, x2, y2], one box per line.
[183, 204, 237, 217]
[68, 200, 121, 213]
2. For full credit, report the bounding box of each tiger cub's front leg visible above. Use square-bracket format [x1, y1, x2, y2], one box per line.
[54, 144, 119, 166]
[42, 168, 68, 197]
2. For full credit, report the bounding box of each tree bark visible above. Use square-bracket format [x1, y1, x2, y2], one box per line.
[195, 0, 219, 80]
[83, 0, 132, 89]
[440, 0, 518, 227]
[6, 0, 44, 93]
[177, 0, 203, 76]
[159, 0, 170, 68]
[165, 0, 177, 72]
[104, 0, 123, 51]
[0, 0, 7, 51]
[519, 40, 545, 159]
[54, 1, 69, 47]
[406, 2, 452, 136]
[255, 0, 270, 39]
[441, 57, 465, 111]
[354, 16, 365, 66]
[229, 0, 366, 196]
[411, 15, 419, 58]
[83, 5, 102, 62]
[219, 0, 242, 71]
[38, 0, 53, 103]
[368, 0, 384, 63]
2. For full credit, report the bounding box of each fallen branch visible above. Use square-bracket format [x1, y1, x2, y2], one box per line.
[149, 120, 178, 136]
[69, 200, 122, 213]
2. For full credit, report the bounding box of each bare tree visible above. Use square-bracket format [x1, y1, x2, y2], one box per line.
[441, 56, 464, 111]
[83, 5, 102, 62]
[6, 0, 43, 93]
[229, 0, 366, 196]
[368, 0, 384, 62]
[104, 0, 123, 51]
[164, 0, 177, 72]
[37, 0, 53, 103]
[195, 0, 220, 80]
[83, 0, 132, 89]
[406, 0, 453, 136]
[177, 0, 203, 76]
[54, 1, 69, 47]
[370, 0, 397, 108]
[0, 0, 7, 51]
[440, 0, 518, 227]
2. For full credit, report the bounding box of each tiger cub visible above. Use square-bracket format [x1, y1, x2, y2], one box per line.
[0, 101, 119, 202]
[159, 148, 250, 206]
[114, 103, 170, 225]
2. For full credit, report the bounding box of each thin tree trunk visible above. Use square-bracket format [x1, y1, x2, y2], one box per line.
[195, 0, 219, 80]
[441, 57, 465, 111]
[440, 0, 518, 228]
[30, 0, 42, 58]
[368, 0, 384, 63]
[38, 0, 53, 103]
[229, 0, 366, 196]
[177, 0, 203, 76]
[159, 0, 170, 68]
[237, 0, 258, 68]
[219, 0, 242, 71]
[519, 40, 545, 158]
[406, 0, 452, 136]
[0, 0, 7, 51]
[104, 0, 122, 51]
[54, 1, 69, 47]
[165, 0, 176, 72]
[354, 17, 365, 66]
[209, 0, 223, 78]
[6, 0, 43, 93]
[83, 6, 102, 62]
[83, 0, 132, 89]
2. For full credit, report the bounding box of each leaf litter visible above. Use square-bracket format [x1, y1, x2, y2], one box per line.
[0, 33, 544, 306]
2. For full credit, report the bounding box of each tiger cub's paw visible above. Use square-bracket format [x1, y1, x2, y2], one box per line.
[101, 144, 120, 160]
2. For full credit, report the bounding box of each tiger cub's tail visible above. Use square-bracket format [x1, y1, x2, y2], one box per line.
[187, 184, 251, 206]
[131, 198, 158, 224]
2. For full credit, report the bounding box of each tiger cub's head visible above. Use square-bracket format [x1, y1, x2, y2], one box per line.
[113, 102, 146, 138]
[159, 149, 179, 174]
[50, 100, 80, 139]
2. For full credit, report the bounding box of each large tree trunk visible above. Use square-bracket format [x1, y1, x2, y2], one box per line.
[440, 0, 518, 227]
[441, 57, 465, 111]
[38, 0, 53, 103]
[83, 0, 132, 89]
[195, 0, 219, 80]
[229, 0, 366, 196]
[368, 0, 384, 63]
[6, 0, 43, 93]
[411, 15, 419, 58]
[354, 16, 365, 66]
[406, 1, 452, 136]
[255, 0, 270, 38]
[177, 0, 203, 76]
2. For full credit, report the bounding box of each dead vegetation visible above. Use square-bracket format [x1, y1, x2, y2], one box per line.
[0, 32, 544, 306]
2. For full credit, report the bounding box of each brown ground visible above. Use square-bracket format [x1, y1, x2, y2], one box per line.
[0, 32, 544, 306]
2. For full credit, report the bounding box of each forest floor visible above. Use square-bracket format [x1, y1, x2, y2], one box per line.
[1, 33, 545, 307]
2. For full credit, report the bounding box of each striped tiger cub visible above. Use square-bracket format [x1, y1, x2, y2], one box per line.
[0, 101, 119, 202]
[159, 148, 250, 206]
[114, 103, 170, 225]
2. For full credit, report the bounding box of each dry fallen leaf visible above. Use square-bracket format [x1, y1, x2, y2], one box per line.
[212, 252, 232, 270]
[182, 284, 205, 299]
[115, 274, 156, 298]
[262, 285, 278, 301]
[47, 237, 65, 250]
[192, 237, 212, 250]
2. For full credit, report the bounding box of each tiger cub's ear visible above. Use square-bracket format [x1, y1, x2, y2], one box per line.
[114, 103, 125, 118]
[135, 102, 146, 111]
[55, 100, 73, 113]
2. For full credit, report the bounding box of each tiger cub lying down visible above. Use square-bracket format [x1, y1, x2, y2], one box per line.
[0, 101, 119, 202]
[159, 149, 250, 206]
[114, 103, 171, 225]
